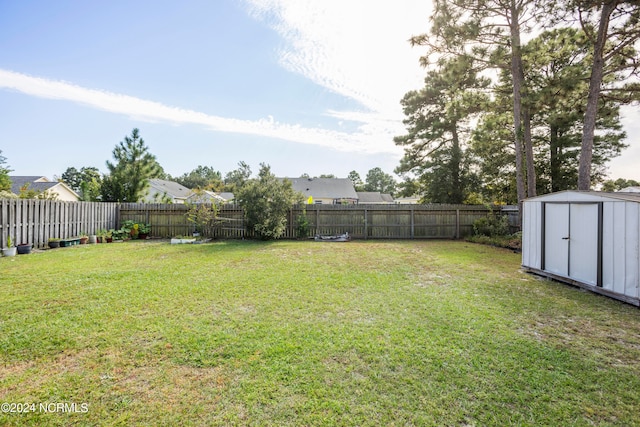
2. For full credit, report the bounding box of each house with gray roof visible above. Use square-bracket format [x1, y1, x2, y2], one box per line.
[142, 179, 193, 204]
[357, 192, 395, 204]
[186, 190, 235, 204]
[285, 177, 358, 204]
[9, 176, 79, 201]
[619, 186, 640, 193]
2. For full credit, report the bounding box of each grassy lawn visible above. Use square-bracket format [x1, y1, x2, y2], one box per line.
[1, 240, 640, 426]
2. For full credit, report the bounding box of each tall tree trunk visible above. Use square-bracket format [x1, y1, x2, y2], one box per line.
[550, 124, 560, 192]
[578, 1, 616, 190]
[450, 126, 463, 204]
[523, 104, 536, 196]
[509, 0, 527, 222]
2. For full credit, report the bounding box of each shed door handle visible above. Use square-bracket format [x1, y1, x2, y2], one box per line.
[562, 236, 570, 240]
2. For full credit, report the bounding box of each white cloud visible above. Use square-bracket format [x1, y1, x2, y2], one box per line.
[0, 3, 434, 159]
[0, 69, 398, 155]
[243, 0, 432, 145]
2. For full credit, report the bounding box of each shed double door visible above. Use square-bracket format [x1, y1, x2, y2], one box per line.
[543, 203, 600, 286]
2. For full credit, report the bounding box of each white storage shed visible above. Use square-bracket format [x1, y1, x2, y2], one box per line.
[522, 190, 640, 306]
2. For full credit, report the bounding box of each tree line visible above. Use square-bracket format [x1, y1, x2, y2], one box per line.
[394, 0, 640, 205]
[0, 129, 396, 203]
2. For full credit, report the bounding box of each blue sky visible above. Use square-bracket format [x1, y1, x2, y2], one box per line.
[1, 0, 639, 183]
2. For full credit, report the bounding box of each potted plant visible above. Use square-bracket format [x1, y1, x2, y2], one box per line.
[120, 220, 136, 240]
[2, 236, 16, 257]
[17, 242, 32, 255]
[111, 229, 126, 242]
[48, 237, 60, 249]
[138, 223, 151, 240]
[105, 230, 114, 243]
[79, 233, 89, 244]
[96, 229, 107, 243]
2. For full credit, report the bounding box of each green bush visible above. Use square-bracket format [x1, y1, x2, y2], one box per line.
[467, 233, 522, 251]
[237, 164, 304, 240]
[473, 213, 510, 237]
[185, 203, 220, 237]
[296, 210, 311, 238]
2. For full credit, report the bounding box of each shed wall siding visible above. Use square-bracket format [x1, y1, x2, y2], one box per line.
[625, 202, 639, 298]
[522, 201, 542, 269]
[523, 191, 640, 305]
[602, 202, 618, 293]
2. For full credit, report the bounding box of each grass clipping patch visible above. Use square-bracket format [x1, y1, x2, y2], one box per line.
[1, 240, 639, 426]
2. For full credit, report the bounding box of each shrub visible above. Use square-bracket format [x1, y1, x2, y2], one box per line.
[185, 203, 220, 237]
[467, 233, 522, 251]
[237, 164, 304, 240]
[120, 220, 137, 239]
[138, 223, 151, 235]
[296, 209, 311, 238]
[473, 213, 510, 237]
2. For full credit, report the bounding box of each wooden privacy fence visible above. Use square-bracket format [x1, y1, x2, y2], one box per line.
[119, 203, 511, 240]
[0, 199, 118, 249]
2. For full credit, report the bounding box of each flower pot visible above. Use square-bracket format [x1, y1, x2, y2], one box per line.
[80, 236, 89, 244]
[88, 235, 97, 244]
[2, 247, 17, 257]
[48, 240, 60, 249]
[17, 244, 32, 255]
[106, 237, 113, 243]
[138, 233, 148, 240]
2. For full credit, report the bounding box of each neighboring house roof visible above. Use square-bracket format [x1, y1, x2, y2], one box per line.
[284, 178, 358, 201]
[394, 196, 421, 204]
[10, 176, 52, 194]
[357, 192, 395, 204]
[187, 190, 224, 203]
[619, 186, 640, 193]
[218, 192, 235, 202]
[147, 179, 193, 201]
[186, 190, 230, 203]
[9, 176, 79, 200]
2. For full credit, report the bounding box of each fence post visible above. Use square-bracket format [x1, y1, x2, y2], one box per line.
[456, 209, 460, 240]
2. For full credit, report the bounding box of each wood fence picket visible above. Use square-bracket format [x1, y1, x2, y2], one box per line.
[0, 200, 119, 249]
[0, 200, 518, 249]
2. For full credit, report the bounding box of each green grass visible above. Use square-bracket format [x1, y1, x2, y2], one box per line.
[1, 240, 640, 426]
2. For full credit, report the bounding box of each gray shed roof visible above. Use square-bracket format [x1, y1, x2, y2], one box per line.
[525, 190, 640, 204]
[284, 177, 358, 200]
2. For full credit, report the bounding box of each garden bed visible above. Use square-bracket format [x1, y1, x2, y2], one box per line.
[58, 237, 81, 247]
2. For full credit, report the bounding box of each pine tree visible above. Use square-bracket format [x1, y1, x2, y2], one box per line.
[411, 0, 540, 206]
[395, 55, 488, 203]
[0, 150, 12, 192]
[102, 129, 164, 202]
